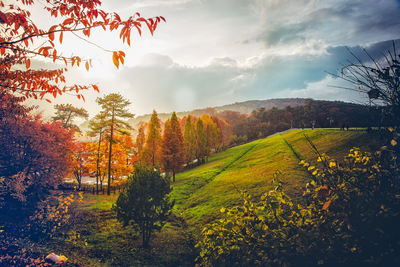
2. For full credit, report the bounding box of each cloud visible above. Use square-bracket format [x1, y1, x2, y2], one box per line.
[86, 39, 398, 115]
[252, 0, 400, 51]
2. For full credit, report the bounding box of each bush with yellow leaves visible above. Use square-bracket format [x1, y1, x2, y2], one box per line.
[29, 189, 83, 239]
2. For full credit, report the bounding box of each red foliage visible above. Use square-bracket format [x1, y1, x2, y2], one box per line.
[0, 0, 164, 100]
[0, 93, 74, 214]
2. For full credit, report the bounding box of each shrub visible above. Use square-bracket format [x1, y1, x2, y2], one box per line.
[114, 166, 174, 248]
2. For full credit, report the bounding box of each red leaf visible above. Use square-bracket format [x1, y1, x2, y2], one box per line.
[25, 58, 30, 69]
[63, 18, 74, 25]
[322, 199, 332, 210]
[49, 31, 54, 41]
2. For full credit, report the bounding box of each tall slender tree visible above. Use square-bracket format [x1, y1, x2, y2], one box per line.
[161, 112, 185, 182]
[184, 115, 197, 166]
[96, 93, 134, 195]
[87, 114, 107, 194]
[135, 123, 146, 162]
[143, 110, 162, 167]
[196, 119, 208, 164]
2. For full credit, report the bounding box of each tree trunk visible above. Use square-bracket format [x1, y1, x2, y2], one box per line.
[107, 108, 115, 195]
[172, 168, 175, 182]
[96, 130, 102, 195]
[64, 110, 73, 128]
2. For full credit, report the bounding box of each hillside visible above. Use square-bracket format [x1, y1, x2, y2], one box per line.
[30, 129, 383, 266]
[171, 129, 382, 228]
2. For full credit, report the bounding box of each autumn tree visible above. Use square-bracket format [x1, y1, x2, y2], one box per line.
[161, 112, 185, 182]
[201, 114, 219, 153]
[143, 110, 162, 167]
[183, 115, 197, 166]
[0, 0, 164, 101]
[195, 119, 208, 164]
[53, 104, 88, 132]
[110, 133, 135, 184]
[135, 123, 146, 162]
[0, 93, 73, 221]
[96, 93, 133, 195]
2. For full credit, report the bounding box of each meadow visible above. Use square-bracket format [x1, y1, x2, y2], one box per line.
[40, 129, 382, 266]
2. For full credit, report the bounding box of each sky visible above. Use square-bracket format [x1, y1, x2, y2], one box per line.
[24, 0, 400, 119]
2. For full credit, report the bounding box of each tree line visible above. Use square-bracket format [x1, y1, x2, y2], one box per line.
[219, 99, 389, 143]
[65, 95, 235, 195]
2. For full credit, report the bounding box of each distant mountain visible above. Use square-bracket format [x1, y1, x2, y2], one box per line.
[80, 98, 362, 133]
[127, 98, 310, 129]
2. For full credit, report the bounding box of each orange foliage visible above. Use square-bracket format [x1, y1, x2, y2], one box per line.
[0, 0, 165, 101]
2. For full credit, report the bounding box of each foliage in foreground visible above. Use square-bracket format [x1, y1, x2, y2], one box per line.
[0, 93, 74, 221]
[197, 133, 400, 266]
[114, 166, 174, 248]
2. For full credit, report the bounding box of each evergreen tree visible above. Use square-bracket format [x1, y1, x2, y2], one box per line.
[184, 115, 197, 166]
[96, 93, 134, 195]
[143, 110, 162, 167]
[52, 104, 88, 132]
[114, 166, 173, 248]
[161, 112, 185, 182]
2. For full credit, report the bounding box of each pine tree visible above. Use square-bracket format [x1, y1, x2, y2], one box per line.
[184, 115, 197, 166]
[143, 110, 162, 167]
[96, 93, 134, 195]
[52, 104, 89, 132]
[161, 112, 185, 182]
[196, 119, 208, 164]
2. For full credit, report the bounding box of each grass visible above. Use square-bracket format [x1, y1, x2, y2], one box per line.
[47, 193, 196, 266]
[171, 129, 383, 229]
[28, 129, 382, 265]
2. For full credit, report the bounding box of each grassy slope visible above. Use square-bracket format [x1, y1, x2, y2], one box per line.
[171, 129, 382, 228]
[46, 129, 381, 266]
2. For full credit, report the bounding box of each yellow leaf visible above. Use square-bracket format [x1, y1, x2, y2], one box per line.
[220, 207, 226, 213]
[112, 52, 119, 69]
[391, 139, 397, 146]
[329, 161, 336, 168]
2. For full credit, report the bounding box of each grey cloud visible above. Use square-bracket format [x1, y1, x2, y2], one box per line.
[255, 0, 400, 48]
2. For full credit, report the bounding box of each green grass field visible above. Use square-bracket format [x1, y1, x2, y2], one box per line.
[171, 129, 383, 228]
[47, 129, 382, 265]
